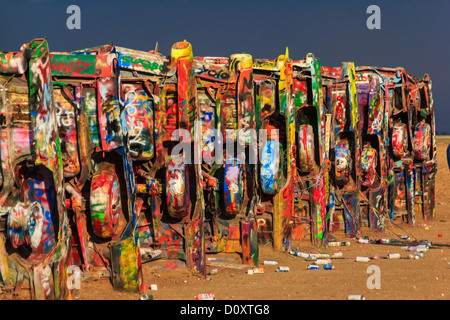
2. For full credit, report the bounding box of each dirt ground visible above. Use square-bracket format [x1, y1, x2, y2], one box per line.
[2, 138, 449, 302]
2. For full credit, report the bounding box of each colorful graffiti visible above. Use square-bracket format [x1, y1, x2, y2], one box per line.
[0, 38, 437, 300]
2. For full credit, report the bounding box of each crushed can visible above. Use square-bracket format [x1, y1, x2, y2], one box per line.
[307, 265, 319, 270]
[323, 264, 335, 270]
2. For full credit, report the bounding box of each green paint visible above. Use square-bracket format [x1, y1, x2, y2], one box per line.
[50, 54, 97, 76]
[120, 55, 162, 72]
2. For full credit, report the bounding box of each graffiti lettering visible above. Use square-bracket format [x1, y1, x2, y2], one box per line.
[120, 55, 162, 72]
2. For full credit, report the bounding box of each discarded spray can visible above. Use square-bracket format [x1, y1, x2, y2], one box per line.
[401, 235, 410, 240]
[357, 238, 370, 244]
[307, 265, 319, 270]
[306, 255, 317, 261]
[250, 267, 265, 274]
[323, 264, 335, 270]
[315, 259, 332, 265]
[140, 294, 154, 300]
[375, 238, 390, 244]
[332, 252, 343, 258]
[290, 250, 309, 258]
[276, 266, 290, 272]
[297, 252, 310, 258]
[356, 257, 370, 262]
[417, 245, 429, 252]
[388, 253, 401, 259]
[195, 293, 215, 300]
[348, 295, 365, 300]
[328, 241, 350, 247]
[316, 253, 330, 259]
[264, 260, 278, 265]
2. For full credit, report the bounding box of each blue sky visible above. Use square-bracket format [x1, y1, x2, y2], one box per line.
[1, 0, 449, 133]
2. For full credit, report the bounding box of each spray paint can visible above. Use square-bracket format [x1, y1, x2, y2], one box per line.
[417, 245, 429, 252]
[316, 253, 330, 259]
[315, 259, 332, 265]
[251, 267, 265, 274]
[297, 252, 310, 258]
[195, 293, 215, 300]
[307, 265, 319, 270]
[356, 257, 370, 262]
[290, 250, 309, 258]
[328, 241, 350, 247]
[348, 295, 365, 300]
[323, 264, 335, 270]
[276, 266, 290, 272]
[332, 252, 343, 258]
[264, 260, 278, 265]
[306, 255, 317, 261]
[388, 253, 401, 259]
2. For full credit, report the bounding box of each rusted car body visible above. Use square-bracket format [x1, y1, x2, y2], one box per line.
[193, 53, 258, 265]
[0, 38, 71, 299]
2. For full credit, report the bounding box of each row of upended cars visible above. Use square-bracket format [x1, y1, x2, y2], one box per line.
[0, 38, 436, 298]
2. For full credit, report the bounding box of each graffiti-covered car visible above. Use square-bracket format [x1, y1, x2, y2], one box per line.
[354, 67, 389, 231]
[291, 54, 328, 246]
[252, 51, 294, 251]
[50, 44, 142, 292]
[0, 38, 71, 299]
[118, 41, 206, 275]
[194, 53, 258, 265]
[322, 62, 361, 238]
